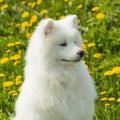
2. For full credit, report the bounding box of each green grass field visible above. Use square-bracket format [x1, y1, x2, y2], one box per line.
[0, 0, 120, 119]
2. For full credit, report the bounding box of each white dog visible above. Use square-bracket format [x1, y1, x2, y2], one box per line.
[13, 15, 97, 120]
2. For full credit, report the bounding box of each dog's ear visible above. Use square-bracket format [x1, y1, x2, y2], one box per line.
[68, 15, 78, 29]
[44, 19, 54, 35]
[61, 15, 78, 29]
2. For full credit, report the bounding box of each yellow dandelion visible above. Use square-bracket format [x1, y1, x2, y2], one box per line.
[104, 70, 114, 76]
[112, 66, 120, 74]
[30, 15, 38, 24]
[77, 4, 83, 9]
[0, 73, 4, 77]
[18, 87, 21, 92]
[40, 9, 47, 15]
[0, 0, 3, 3]
[108, 97, 115, 101]
[100, 97, 108, 101]
[0, 57, 9, 64]
[21, 1, 25, 4]
[18, 50, 22, 54]
[91, 6, 99, 11]
[104, 103, 110, 107]
[15, 80, 22, 85]
[20, 8, 24, 12]
[117, 98, 120, 102]
[93, 53, 102, 58]
[28, 2, 32, 7]
[16, 75, 22, 81]
[15, 41, 21, 45]
[3, 81, 14, 88]
[10, 54, 21, 61]
[88, 43, 96, 47]
[1, 4, 8, 10]
[82, 44, 87, 51]
[7, 42, 15, 47]
[64, 0, 68, 2]
[6, 49, 11, 53]
[82, 60, 85, 64]
[96, 13, 105, 19]
[31, 2, 36, 8]
[9, 91, 16, 95]
[15, 23, 20, 27]
[37, 0, 42, 5]
[83, 39, 88, 43]
[100, 91, 107, 95]
[21, 21, 29, 27]
[22, 11, 29, 18]
[14, 61, 20, 66]
[12, 93, 18, 97]
[26, 32, 32, 38]
[59, 15, 65, 19]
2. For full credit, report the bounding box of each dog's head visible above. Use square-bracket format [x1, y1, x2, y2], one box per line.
[29, 15, 84, 66]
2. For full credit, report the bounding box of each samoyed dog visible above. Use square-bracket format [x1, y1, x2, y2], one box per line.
[13, 15, 96, 120]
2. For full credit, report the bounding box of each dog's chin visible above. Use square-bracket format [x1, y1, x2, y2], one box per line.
[61, 58, 82, 62]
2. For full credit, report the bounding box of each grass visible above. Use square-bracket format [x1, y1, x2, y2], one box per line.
[0, 0, 120, 119]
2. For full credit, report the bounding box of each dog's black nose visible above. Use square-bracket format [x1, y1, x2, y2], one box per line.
[77, 50, 84, 58]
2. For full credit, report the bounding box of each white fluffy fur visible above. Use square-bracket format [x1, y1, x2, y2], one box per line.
[13, 15, 97, 120]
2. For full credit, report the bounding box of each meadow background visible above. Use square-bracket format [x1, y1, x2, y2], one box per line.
[0, 0, 120, 119]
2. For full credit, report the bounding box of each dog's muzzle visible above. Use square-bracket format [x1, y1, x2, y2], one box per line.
[62, 50, 84, 62]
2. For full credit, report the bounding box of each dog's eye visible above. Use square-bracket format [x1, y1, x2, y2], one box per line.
[60, 43, 67, 47]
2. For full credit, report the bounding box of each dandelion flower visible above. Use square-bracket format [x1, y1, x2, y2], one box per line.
[82, 44, 87, 51]
[3, 81, 14, 88]
[93, 53, 102, 58]
[1, 4, 8, 10]
[117, 98, 120, 102]
[100, 91, 107, 95]
[14, 61, 20, 66]
[112, 66, 120, 74]
[6, 49, 11, 53]
[15, 80, 22, 85]
[37, 0, 42, 5]
[96, 13, 105, 19]
[10, 54, 21, 61]
[21, 21, 29, 27]
[18, 87, 21, 92]
[12, 93, 18, 96]
[16, 75, 22, 81]
[26, 32, 32, 38]
[104, 103, 110, 107]
[59, 15, 65, 19]
[108, 97, 115, 101]
[0, 57, 9, 64]
[15, 41, 21, 45]
[0, 74, 4, 77]
[83, 39, 88, 43]
[104, 70, 114, 76]
[100, 97, 108, 101]
[9, 91, 16, 95]
[64, 0, 68, 2]
[30, 15, 38, 24]
[92, 6, 99, 11]
[40, 9, 47, 15]
[22, 11, 29, 18]
[77, 4, 83, 9]
[0, 0, 3, 3]
[7, 42, 15, 47]
[31, 2, 36, 8]
[88, 43, 96, 47]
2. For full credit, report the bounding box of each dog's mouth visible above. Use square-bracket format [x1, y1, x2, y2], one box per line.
[61, 58, 81, 62]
